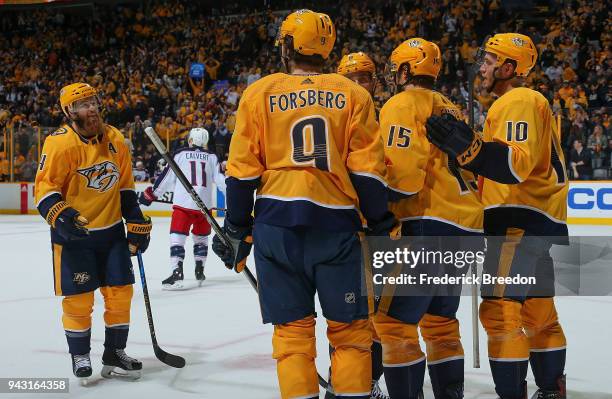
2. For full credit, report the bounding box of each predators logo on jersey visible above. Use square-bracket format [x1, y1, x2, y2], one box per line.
[72, 272, 91, 285]
[35, 124, 136, 230]
[77, 161, 120, 193]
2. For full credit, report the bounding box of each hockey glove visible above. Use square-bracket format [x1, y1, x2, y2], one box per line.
[138, 187, 156, 206]
[126, 216, 152, 255]
[47, 201, 89, 241]
[212, 219, 253, 273]
[365, 211, 401, 239]
[426, 114, 483, 166]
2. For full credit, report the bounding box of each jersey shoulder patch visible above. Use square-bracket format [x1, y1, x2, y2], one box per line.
[432, 91, 462, 119]
[51, 127, 68, 136]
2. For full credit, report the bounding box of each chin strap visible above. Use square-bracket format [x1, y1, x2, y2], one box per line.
[487, 66, 515, 93]
[281, 55, 291, 73]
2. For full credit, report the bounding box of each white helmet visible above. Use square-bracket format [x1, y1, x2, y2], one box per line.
[189, 127, 209, 148]
[157, 158, 167, 170]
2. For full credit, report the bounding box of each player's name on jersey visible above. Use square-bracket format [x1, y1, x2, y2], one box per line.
[185, 151, 211, 160]
[269, 90, 346, 113]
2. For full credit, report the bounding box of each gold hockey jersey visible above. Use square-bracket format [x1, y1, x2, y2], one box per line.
[226, 72, 388, 231]
[381, 87, 483, 232]
[480, 87, 568, 227]
[35, 124, 136, 230]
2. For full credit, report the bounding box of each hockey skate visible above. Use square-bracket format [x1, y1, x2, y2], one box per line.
[443, 382, 464, 398]
[531, 375, 566, 399]
[497, 382, 528, 399]
[162, 263, 184, 290]
[371, 380, 390, 399]
[195, 260, 205, 286]
[101, 348, 142, 380]
[71, 353, 92, 386]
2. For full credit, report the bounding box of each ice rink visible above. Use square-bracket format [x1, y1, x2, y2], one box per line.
[0, 215, 610, 398]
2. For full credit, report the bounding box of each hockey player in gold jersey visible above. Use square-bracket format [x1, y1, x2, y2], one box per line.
[374, 38, 483, 399]
[426, 34, 567, 399]
[212, 10, 399, 399]
[35, 83, 152, 381]
[335, 51, 387, 399]
[337, 52, 377, 96]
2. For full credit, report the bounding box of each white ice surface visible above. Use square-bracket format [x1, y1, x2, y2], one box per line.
[0, 216, 610, 398]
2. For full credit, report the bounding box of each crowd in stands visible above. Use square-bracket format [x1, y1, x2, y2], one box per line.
[0, 0, 610, 182]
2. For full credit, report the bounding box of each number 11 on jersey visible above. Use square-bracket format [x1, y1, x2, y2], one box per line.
[189, 161, 207, 187]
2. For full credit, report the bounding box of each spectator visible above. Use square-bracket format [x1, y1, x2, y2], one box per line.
[604, 139, 612, 168]
[246, 67, 261, 86]
[570, 140, 593, 180]
[205, 56, 221, 81]
[0, 152, 9, 182]
[0, 0, 608, 183]
[561, 62, 577, 82]
[545, 62, 563, 82]
[587, 125, 608, 151]
[19, 154, 37, 182]
[214, 122, 231, 162]
[133, 160, 149, 182]
[13, 153, 25, 181]
[558, 81, 573, 101]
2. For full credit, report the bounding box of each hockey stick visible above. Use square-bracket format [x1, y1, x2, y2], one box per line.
[467, 64, 481, 369]
[144, 125, 331, 391]
[152, 196, 227, 213]
[136, 251, 186, 368]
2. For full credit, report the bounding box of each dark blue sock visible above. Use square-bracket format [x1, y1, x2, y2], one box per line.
[383, 358, 426, 399]
[530, 349, 566, 390]
[372, 341, 384, 381]
[194, 243, 208, 258]
[170, 245, 185, 259]
[65, 329, 91, 355]
[490, 359, 528, 399]
[104, 325, 129, 349]
[428, 358, 464, 398]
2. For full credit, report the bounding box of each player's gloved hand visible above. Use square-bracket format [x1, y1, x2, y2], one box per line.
[126, 216, 152, 255]
[366, 211, 401, 239]
[138, 187, 156, 206]
[47, 201, 90, 241]
[212, 219, 253, 273]
[426, 114, 483, 166]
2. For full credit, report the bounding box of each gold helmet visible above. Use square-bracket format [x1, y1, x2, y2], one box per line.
[276, 9, 336, 59]
[389, 38, 442, 79]
[481, 33, 537, 77]
[337, 52, 376, 75]
[59, 83, 99, 117]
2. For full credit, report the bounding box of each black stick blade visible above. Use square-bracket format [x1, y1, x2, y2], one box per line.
[154, 346, 186, 368]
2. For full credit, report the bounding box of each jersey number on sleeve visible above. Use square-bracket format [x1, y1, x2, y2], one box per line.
[506, 121, 528, 142]
[551, 140, 566, 184]
[291, 116, 330, 171]
[189, 161, 207, 187]
[38, 154, 47, 171]
[386, 125, 411, 148]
